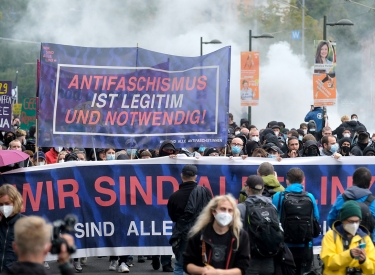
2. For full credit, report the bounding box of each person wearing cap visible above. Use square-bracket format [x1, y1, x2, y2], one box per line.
[183, 194, 250, 275]
[272, 125, 280, 137]
[237, 175, 277, 275]
[32, 152, 46, 166]
[351, 132, 370, 156]
[267, 145, 283, 161]
[321, 201, 375, 275]
[139, 150, 152, 159]
[328, 167, 375, 243]
[168, 165, 212, 275]
[204, 148, 220, 157]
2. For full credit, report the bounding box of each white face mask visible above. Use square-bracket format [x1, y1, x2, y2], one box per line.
[251, 136, 259, 142]
[343, 133, 351, 138]
[235, 131, 240, 135]
[274, 131, 280, 136]
[310, 128, 316, 132]
[37, 161, 45, 166]
[55, 147, 63, 152]
[0, 205, 13, 218]
[303, 129, 307, 135]
[343, 222, 359, 236]
[59, 159, 65, 163]
[214, 211, 233, 227]
[352, 118, 358, 122]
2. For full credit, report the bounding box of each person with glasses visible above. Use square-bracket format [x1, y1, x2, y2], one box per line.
[229, 137, 244, 157]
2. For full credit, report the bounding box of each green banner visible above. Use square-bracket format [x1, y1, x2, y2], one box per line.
[20, 97, 36, 130]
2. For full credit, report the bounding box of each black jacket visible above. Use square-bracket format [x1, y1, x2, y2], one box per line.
[1, 261, 74, 275]
[183, 224, 250, 275]
[0, 213, 24, 272]
[168, 181, 199, 222]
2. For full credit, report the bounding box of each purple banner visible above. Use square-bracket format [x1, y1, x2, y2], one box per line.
[38, 43, 231, 149]
[0, 81, 12, 131]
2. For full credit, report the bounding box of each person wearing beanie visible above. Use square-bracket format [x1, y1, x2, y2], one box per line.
[337, 137, 352, 156]
[320, 200, 375, 275]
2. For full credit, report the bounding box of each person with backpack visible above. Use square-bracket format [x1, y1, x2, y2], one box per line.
[238, 162, 285, 203]
[272, 168, 320, 275]
[238, 175, 284, 275]
[320, 201, 375, 275]
[328, 167, 375, 243]
[167, 164, 213, 275]
[183, 194, 250, 275]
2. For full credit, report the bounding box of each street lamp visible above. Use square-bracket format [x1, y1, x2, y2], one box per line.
[200, 37, 222, 56]
[247, 30, 274, 123]
[323, 15, 354, 40]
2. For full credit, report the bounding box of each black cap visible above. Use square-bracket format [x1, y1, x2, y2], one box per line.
[182, 164, 198, 177]
[245, 175, 264, 190]
[271, 125, 280, 130]
[357, 126, 366, 133]
[205, 147, 219, 156]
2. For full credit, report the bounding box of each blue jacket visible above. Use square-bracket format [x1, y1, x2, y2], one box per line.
[327, 185, 375, 242]
[0, 213, 24, 272]
[272, 183, 320, 247]
[304, 107, 323, 132]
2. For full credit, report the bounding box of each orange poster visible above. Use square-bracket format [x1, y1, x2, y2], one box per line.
[312, 73, 336, 106]
[240, 52, 259, 106]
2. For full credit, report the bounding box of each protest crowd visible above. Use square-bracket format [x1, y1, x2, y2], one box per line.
[1, 106, 375, 275]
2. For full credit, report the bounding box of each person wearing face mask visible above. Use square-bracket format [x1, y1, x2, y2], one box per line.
[328, 167, 375, 244]
[321, 200, 375, 275]
[302, 140, 320, 157]
[0, 184, 24, 272]
[3, 132, 15, 148]
[104, 148, 116, 160]
[306, 120, 319, 141]
[32, 152, 47, 166]
[56, 151, 68, 163]
[246, 129, 261, 156]
[299, 123, 308, 135]
[45, 146, 64, 164]
[183, 194, 250, 275]
[321, 135, 341, 159]
[351, 133, 370, 156]
[272, 125, 281, 137]
[337, 137, 352, 157]
[266, 146, 283, 161]
[229, 137, 244, 157]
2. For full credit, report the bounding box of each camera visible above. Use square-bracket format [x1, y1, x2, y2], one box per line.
[50, 214, 78, 255]
[346, 267, 362, 275]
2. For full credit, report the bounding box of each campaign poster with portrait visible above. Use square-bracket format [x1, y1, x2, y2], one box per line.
[313, 40, 336, 74]
[240, 52, 259, 106]
[313, 40, 337, 106]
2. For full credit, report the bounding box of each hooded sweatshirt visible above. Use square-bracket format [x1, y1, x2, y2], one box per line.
[262, 175, 285, 192]
[327, 185, 375, 242]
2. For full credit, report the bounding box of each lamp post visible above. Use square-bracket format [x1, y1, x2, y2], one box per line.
[323, 15, 354, 40]
[200, 37, 222, 56]
[247, 30, 274, 124]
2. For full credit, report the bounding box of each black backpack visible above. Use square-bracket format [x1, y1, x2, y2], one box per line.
[342, 194, 375, 234]
[280, 191, 315, 244]
[262, 186, 276, 198]
[244, 199, 284, 258]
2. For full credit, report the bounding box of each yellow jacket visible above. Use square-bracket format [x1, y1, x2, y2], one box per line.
[320, 221, 375, 275]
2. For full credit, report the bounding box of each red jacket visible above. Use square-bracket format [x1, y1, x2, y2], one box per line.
[45, 148, 58, 164]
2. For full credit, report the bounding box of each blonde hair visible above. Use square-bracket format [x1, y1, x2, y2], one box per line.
[0, 184, 23, 215]
[15, 129, 26, 137]
[189, 194, 242, 250]
[56, 151, 68, 163]
[341, 115, 350, 122]
[14, 216, 51, 256]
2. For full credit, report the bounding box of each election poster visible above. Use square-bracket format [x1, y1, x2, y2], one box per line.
[38, 44, 231, 149]
[2, 156, 375, 257]
[313, 40, 337, 106]
[240, 52, 259, 106]
[20, 97, 36, 130]
[0, 80, 12, 131]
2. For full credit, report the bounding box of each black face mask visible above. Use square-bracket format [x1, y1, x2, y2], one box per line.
[341, 146, 350, 154]
[306, 147, 318, 156]
[5, 136, 15, 144]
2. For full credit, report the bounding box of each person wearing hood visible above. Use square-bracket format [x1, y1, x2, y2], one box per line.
[328, 167, 375, 243]
[3, 131, 15, 148]
[351, 126, 367, 147]
[258, 162, 284, 193]
[158, 140, 177, 157]
[272, 125, 281, 138]
[363, 146, 375, 156]
[351, 133, 370, 156]
[302, 140, 320, 157]
[266, 120, 278, 129]
[277, 121, 285, 132]
[306, 120, 320, 141]
[304, 106, 323, 132]
[341, 116, 366, 140]
[321, 200, 375, 275]
[337, 137, 352, 157]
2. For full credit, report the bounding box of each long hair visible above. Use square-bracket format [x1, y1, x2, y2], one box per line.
[315, 41, 330, 63]
[0, 184, 23, 215]
[188, 194, 243, 250]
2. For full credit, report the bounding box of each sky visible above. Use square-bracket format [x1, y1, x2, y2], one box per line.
[11, 0, 361, 132]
